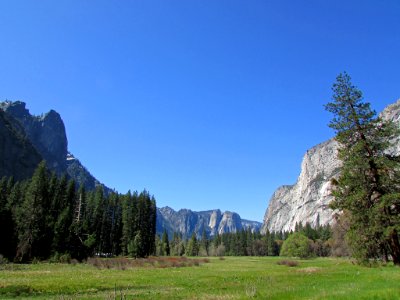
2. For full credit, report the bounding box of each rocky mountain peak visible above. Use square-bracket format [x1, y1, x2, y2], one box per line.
[1, 101, 68, 172]
[218, 211, 242, 235]
[0, 100, 108, 192]
[157, 206, 261, 239]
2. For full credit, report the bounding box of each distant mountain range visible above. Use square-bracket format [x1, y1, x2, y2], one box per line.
[0, 100, 261, 237]
[157, 206, 261, 239]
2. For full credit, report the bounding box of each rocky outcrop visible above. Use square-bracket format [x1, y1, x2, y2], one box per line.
[157, 206, 261, 239]
[0, 101, 67, 173]
[261, 99, 400, 233]
[218, 211, 242, 234]
[261, 139, 340, 233]
[0, 101, 108, 192]
[0, 109, 42, 180]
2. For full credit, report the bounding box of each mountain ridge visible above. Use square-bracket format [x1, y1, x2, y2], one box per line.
[157, 206, 262, 239]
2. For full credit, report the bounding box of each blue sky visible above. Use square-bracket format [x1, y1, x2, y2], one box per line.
[1, 1, 399, 221]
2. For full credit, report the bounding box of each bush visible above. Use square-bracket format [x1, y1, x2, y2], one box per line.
[0, 255, 8, 265]
[49, 253, 71, 264]
[280, 232, 313, 259]
[277, 259, 299, 267]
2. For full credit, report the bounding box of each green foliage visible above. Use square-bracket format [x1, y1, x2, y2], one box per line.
[280, 232, 313, 258]
[186, 233, 199, 256]
[0, 177, 17, 260]
[0, 162, 156, 261]
[170, 232, 185, 256]
[325, 72, 400, 265]
[15, 161, 51, 261]
[121, 190, 156, 258]
[161, 229, 170, 256]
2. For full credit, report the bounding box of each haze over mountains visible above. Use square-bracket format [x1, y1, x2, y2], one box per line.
[0, 101, 261, 237]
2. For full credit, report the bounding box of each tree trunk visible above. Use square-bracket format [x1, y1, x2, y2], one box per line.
[389, 229, 400, 266]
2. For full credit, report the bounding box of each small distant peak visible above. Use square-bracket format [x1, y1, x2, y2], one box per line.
[161, 206, 175, 211]
[178, 208, 193, 214]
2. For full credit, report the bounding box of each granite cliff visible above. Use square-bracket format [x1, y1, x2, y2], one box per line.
[0, 101, 107, 191]
[0, 109, 42, 180]
[157, 206, 262, 239]
[261, 99, 400, 233]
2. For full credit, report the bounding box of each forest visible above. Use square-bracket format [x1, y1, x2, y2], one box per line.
[0, 161, 157, 262]
[1, 160, 336, 262]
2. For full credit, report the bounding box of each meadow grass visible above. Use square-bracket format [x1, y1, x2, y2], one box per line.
[0, 256, 399, 299]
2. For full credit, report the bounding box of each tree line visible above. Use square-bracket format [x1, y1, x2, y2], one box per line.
[155, 222, 333, 258]
[0, 161, 156, 262]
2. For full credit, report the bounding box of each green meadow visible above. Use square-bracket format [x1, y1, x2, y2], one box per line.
[0, 257, 399, 299]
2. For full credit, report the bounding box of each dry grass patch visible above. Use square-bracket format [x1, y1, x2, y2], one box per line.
[297, 267, 320, 273]
[86, 256, 210, 270]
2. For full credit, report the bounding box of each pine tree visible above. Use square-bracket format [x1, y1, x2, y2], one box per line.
[199, 228, 209, 256]
[186, 232, 199, 256]
[121, 191, 135, 255]
[53, 179, 75, 254]
[325, 72, 400, 265]
[161, 229, 170, 256]
[0, 177, 15, 259]
[15, 161, 50, 260]
[108, 192, 123, 255]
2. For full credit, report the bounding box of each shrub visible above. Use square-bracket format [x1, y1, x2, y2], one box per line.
[0, 254, 8, 265]
[280, 232, 313, 259]
[277, 259, 299, 267]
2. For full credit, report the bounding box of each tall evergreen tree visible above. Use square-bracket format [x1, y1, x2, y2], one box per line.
[121, 191, 136, 255]
[186, 232, 199, 256]
[53, 179, 76, 254]
[108, 192, 123, 255]
[199, 228, 209, 256]
[161, 229, 170, 256]
[326, 72, 400, 264]
[15, 161, 50, 260]
[0, 177, 16, 259]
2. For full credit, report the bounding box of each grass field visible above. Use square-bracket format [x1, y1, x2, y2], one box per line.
[0, 256, 399, 299]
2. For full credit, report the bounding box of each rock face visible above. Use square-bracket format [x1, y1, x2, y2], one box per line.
[157, 206, 262, 239]
[0, 109, 42, 180]
[261, 99, 400, 233]
[0, 101, 67, 173]
[0, 101, 108, 192]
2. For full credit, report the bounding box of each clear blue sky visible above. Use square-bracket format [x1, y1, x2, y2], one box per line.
[1, 1, 399, 221]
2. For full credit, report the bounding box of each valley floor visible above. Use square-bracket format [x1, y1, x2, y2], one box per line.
[0, 256, 399, 299]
